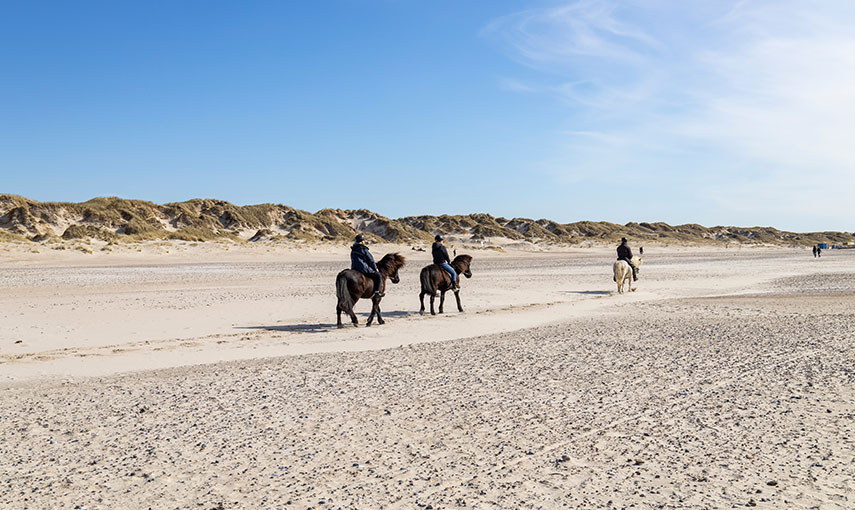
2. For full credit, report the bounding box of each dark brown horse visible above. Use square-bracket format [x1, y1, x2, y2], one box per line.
[336, 253, 406, 328]
[419, 254, 472, 315]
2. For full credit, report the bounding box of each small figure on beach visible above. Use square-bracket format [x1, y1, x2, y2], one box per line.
[812, 245, 818, 258]
[639, 246, 644, 256]
[432, 234, 459, 290]
[617, 237, 638, 281]
[816, 245, 822, 258]
[351, 234, 383, 298]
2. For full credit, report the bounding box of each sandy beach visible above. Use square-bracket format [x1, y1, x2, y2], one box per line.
[1, 243, 853, 508]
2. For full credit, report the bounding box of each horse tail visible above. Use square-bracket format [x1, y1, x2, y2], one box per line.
[420, 266, 436, 297]
[336, 273, 354, 315]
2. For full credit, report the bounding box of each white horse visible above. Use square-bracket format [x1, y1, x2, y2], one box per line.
[613, 257, 642, 294]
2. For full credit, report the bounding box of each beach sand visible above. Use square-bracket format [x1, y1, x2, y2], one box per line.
[1, 243, 853, 508]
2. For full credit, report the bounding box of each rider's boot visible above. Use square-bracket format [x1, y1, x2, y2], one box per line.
[374, 291, 385, 298]
[632, 268, 638, 281]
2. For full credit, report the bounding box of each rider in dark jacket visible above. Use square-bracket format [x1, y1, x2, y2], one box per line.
[351, 234, 384, 298]
[617, 237, 637, 281]
[432, 234, 459, 290]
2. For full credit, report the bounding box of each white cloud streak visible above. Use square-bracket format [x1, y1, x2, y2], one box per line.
[484, 0, 855, 230]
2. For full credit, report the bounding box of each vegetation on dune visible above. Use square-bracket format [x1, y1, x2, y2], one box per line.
[0, 194, 852, 247]
[0, 230, 27, 242]
[62, 225, 119, 242]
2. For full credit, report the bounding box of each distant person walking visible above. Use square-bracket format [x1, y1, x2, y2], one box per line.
[816, 245, 822, 258]
[812, 245, 818, 258]
[432, 234, 459, 291]
[617, 237, 638, 281]
[639, 246, 644, 256]
[350, 234, 384, 298]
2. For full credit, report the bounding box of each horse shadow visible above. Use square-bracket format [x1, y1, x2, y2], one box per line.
[237, 311, 415, 334]
[237, 324, 336, 333]
[563, 290, 611, 296]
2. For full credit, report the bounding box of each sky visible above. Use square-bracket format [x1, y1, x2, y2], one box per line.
[1, 0, 853, 232]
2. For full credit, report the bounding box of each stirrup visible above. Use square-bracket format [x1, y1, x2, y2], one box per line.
[374, 291, 385, 298]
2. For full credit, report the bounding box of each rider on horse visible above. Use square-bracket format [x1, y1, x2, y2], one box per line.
[432, 234, 459, 291]
[351, 234, 384, 298]
[617, 237, 638, 281]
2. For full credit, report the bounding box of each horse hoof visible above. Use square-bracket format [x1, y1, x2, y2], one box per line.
[337, 324, 344, 329]
[419, 311, 425, 316]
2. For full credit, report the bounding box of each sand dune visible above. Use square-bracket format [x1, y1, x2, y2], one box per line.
[3, 194, 853, 246]
[1, 244, 853, 508]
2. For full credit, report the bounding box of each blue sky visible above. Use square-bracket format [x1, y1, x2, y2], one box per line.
[1, 1, 853, 231]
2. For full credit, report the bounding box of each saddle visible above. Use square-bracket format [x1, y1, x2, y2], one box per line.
[436, 264, 459, 291]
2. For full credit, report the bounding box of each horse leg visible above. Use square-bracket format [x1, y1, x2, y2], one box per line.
[439, 290, 446, 314]
[454, 289, 463, 312]
[430, 293, 436, 315]
[419, 292, 426, 315]
[366, 298, 376, 327]
[375, 299, 385, 325]
[349, 298, 359, 327]
[336, 304, 343, 328]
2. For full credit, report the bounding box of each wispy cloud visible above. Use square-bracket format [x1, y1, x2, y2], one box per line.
[483, 0, 660, 67]
[484, 0, 855, 230]
[498, 77, 539, 94]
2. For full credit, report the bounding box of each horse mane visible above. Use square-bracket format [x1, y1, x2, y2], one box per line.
[451, 254, 472, 271]
[378, 252, 407, 274]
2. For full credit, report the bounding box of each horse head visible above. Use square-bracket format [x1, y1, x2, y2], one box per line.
[452, 254, 473, 278]
[378, 253, 407, 284]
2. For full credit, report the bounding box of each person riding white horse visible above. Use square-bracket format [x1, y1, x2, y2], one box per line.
[616, 237, 638, 281]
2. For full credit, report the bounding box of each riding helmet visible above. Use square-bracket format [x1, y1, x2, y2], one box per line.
[355, 233, 365, 243]
[435, 234, 443, 241]
[621, 237, 627, 243]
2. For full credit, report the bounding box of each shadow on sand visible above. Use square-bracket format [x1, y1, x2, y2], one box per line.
[563, 290, 612, 296]
[237, 324, 337, 333]
[237, 311, 415, 333]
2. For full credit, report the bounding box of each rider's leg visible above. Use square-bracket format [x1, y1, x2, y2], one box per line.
[371, 272, 384, 297]
[440, 263, 458, 289]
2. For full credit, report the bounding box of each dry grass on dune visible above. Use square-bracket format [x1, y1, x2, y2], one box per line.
[1, 193, 854, 247]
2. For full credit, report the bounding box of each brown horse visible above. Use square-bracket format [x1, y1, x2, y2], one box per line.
[419, 254, 472, 315]
[336, 253, 406, 328]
